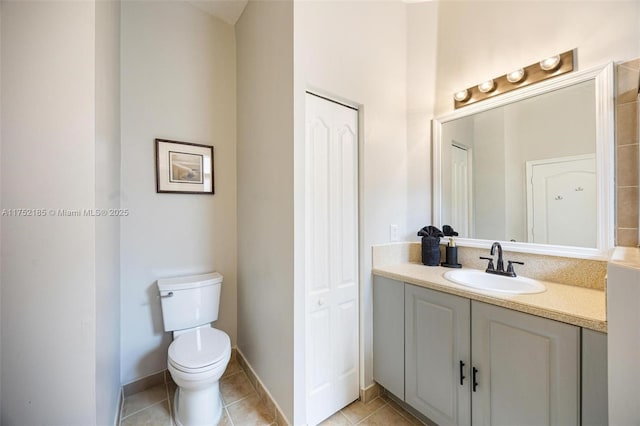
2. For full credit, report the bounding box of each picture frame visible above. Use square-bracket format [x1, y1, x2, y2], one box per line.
[155, 139, 214, 194]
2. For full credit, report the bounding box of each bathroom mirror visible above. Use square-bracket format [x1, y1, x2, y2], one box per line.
[433, 63, 614, 259]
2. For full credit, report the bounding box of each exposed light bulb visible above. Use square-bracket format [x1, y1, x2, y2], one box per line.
[506, 68, 525, 83]
[478, 80, 495, 93]
[539, 55, 561, 71]
[454, 89, 470, 102]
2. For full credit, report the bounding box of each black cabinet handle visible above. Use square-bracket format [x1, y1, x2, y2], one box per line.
[472, 367, 479, 392]
[459, 360, 465, 385]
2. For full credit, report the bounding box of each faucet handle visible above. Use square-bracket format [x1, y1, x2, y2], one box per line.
[479, 256, 495, 272]
[506, 260, 524, 276]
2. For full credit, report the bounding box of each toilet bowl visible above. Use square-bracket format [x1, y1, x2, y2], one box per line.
[157, 272, 230, 426]
[168, 327, 231, 426]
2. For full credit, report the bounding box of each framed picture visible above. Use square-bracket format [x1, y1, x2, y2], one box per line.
[155, 139, 214, 194]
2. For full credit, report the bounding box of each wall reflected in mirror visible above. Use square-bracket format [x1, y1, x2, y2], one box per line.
[440, 80, 596, 248]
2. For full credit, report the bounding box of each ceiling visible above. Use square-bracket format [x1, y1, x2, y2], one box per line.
[188, 0, 249, 25]
[188, 0, 436, 25]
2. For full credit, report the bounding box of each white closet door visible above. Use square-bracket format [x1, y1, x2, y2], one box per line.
[305, 93, 359, 426]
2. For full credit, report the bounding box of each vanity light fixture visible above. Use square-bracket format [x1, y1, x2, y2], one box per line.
[539, 55, 561, 71]
[478, 80, 495, 93]
[453, 49, 575, 109]
[454, 89, 471, 102]
[506, 68, 525, 83]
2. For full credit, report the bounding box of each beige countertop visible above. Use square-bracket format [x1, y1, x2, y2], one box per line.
[373, 262, 607, 332]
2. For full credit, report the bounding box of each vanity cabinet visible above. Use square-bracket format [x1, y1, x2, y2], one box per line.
[374, 278, 583, 426]
[372, 276, 405, 399]
[582, 329, 608, 426]
[471, 301, 580, 426]
[405, 285, 470, 426]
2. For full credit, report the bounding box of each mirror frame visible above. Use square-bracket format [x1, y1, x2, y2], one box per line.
[432, 63, 615, 260]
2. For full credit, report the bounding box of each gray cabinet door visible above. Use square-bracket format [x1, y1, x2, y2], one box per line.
[373, 276, 405, 399]
[405, 284, 471, 426]
[471, 301, 580, 426]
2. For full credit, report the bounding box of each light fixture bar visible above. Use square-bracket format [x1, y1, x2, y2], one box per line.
[454, 49, 575, 109]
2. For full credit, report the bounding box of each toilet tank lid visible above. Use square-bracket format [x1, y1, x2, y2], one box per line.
[157, 272, 223, 292]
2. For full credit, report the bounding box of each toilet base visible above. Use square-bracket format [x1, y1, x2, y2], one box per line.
[173, 385, 223, 426]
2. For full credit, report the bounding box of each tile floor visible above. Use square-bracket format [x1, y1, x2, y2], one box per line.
[119, 356, 426, 426]
[318, 393, 428, 426]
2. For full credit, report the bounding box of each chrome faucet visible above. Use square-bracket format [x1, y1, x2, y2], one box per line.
[479, 242, 524, 277]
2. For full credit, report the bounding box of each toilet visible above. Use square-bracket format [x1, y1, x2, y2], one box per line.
[157, 272, 231, 426]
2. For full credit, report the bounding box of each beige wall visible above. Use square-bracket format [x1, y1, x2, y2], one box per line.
[120, 2, 237, 384]
[0, 4, 3, 418]
[236, 1, 295, 422]
[2, 2, 122, 423]
[431, 1, 640, 117]
[409, 0, 640, 248]
[290, 1, 640, 406]
[95, 1, 121, 424]
[407, 2, 439, 233]
[473, 108, 506, 240]
[1, 2, 98, 423]
[294, 0, 409, 399]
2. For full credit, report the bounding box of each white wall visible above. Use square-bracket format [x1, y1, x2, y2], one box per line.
[236, 1, 295, 421]
[294, 0, 408, 396]
[120, 2, 237, 384]
[503, 81, 596, 242]
[431, 1, 640, 117]
[95, 1, 121, 424]
[407, 2, 439, 231]
[0, 4, 3, 418]
[473, 109, 506, 240]
[410, 0, 640, 244]
[502, 107, 526, 242]
[1, 2, 97, 424]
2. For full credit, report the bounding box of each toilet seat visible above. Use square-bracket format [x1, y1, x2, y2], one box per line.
[168, 328, 230, 373]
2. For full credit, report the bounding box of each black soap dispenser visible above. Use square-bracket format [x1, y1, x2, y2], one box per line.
[441, 237, 462, 268]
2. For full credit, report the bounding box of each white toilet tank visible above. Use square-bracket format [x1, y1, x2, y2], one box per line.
[157, 272, 223, 332]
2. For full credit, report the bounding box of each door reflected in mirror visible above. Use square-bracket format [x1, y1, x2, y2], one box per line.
[442, 80, 595, 247]
[434, 64, 614, 257]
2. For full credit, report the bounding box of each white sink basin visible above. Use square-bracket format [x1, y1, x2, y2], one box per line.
[443, 269, 546, 295]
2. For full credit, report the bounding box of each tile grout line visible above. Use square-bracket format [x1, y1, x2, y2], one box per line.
[118, 388, 123, 426]
[223, 389, 259, 410]
[235, 349, 282, 425]
[225, 407, 235, 426]
[222, 369, 244, 380]
[336, 410, 353, 425]
[165, 382, 174, 426]
[384, 399, 424, 425]
[122, 353, 265, 425]
[221, 369, 259, 409]
[352, 398, 389, 425]
[120, 398, 169, 421]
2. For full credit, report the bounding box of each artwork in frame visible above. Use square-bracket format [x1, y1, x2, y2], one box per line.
[155, 139, 214, 194]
